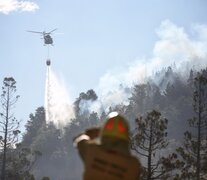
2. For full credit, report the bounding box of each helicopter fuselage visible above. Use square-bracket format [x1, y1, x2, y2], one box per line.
[27, 29, 57, 46]
[44, 35, 53, 45]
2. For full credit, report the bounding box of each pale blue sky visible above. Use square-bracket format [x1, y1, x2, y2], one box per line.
[1, 0, 207, 127]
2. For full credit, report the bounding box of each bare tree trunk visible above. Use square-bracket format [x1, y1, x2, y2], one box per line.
[1, 87, 9, 180]
[196, 80, 201, 180]
[147, 123, 152, 180]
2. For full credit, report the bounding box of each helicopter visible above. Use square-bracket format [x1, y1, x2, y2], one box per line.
[27, 29, 57, 45]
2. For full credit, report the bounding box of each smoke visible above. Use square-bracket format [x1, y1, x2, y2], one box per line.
[45, 67, 75, 129]
[80, 20, 207, 115]
[153, 20, 207, 72]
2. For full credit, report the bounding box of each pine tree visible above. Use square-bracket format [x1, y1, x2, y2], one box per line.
[74, 89, 98, 116]
[22, 107, 46, 146]
[176, 71, 207, 179]
[130, 83, 164, 117]
[0, 77, 20, 180]
[131, 110, 171, 179]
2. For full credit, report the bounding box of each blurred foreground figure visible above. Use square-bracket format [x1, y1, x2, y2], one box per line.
[73, 112, 141, 180]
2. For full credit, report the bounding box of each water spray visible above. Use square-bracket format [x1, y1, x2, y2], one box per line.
[44, 59, 75, 129]
[45, 60, 52, 125]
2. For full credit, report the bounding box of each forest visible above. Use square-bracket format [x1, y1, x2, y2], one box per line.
[0, 66, 207, 180]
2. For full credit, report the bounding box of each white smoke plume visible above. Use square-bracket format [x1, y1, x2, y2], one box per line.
[0, 0, 39, 14]
[153, 20, 207, 73]
[45, 67, 75, 129]
[80, 20, 207, 115]
[44, 20, 207, 125]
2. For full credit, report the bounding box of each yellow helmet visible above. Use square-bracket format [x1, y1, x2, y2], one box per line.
[101, 112, 129, 141]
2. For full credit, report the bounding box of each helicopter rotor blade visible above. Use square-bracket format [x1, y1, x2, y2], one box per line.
[27, 30, 43, 34]
[48, 28, 57, 34]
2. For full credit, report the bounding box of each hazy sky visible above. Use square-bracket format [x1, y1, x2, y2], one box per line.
[1, 0, 207, 127]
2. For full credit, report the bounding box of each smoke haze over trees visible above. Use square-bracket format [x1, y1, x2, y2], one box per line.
[1, 65, 207, 179]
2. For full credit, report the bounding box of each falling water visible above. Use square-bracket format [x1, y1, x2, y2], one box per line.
[44, 63, 75, 129]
